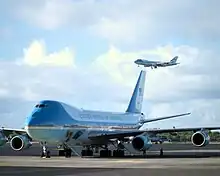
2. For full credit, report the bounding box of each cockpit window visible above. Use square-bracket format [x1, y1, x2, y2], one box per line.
[136, 59, 142, 62]
[35, 104, 47, 108]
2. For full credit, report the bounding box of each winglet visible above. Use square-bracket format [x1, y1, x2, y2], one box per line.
[126, 70, 146, 113]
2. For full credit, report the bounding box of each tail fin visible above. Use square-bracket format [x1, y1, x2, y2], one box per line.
[126, 70, 146, 114]
[170, 56, 178, 63]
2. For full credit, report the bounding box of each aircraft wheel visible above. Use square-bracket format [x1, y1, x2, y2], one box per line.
[108, 150, 112, 157]
[85, 150, 93, 156]
[119, 150, 124, 157]
[100, 150, 111, 157]
[100, 150, 104, 157]
[113, 150, 124, 157]
[81, 150, 86, 156]
[88, 150, 93, 156]
[59, 150, 65, 156]
[65, 149, 72, 158]
[81, 149, 93, 157]
[113, 150, 117, 157]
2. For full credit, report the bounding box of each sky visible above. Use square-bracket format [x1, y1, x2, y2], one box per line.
[0, 0, 220, 129]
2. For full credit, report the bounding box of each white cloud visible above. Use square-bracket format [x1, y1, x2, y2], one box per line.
[1, 0, 219, 131]
[20, 40, 76, 67]
[144, 99, 220, 129]
[89, 17, 139, 44]
[16, 0, 75, 30]
[93, 44, 220, 104]
[0, 40, 131, 127]
[11, 0, 220, 46]
[1, 39, 220, 129]
[91, 43, 220, 129]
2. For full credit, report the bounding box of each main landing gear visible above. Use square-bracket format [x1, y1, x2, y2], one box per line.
[80, 145, 124, 158]
[99, 145, 112, 157]
[40, 142, 50, 158]
[98, 142, 125, 158]
[58, 148, 72, 158]
[112, 149, 124, 157]
[58, 144, 72, 158]
[112, 142, 125, 157]
[81, 146, 93, 157]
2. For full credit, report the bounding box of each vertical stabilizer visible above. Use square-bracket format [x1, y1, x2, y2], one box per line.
[170, 56, 178, 63]
[126, 70, 146, 114]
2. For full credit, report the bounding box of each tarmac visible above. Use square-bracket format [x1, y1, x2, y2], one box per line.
[0, 156, 220, 175]
[1, 142, 220, 156]
[1, 143, 220, 175]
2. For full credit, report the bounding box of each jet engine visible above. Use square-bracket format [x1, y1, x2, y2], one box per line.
[10, 135, 32, 151]
[0, 131, 7, 146]
[191, 131, 210, 147]
[131, 135, 152, 151]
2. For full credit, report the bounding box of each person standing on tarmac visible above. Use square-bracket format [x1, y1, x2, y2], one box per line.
[160, 148, 163, 157]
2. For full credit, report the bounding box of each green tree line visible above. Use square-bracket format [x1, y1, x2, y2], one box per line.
[158, 131, 220, 142]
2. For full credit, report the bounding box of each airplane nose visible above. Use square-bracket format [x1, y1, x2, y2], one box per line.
[26, 117, 35, 127]
[24, 111, 42, 137]
[25, 111, 40, 127]
[24, 118, 33, 138]
[25, 112, 43, 139]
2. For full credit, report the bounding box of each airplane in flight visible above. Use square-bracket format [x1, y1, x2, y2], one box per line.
[0, 70, 219, 158]
[134, 56, 179, 69]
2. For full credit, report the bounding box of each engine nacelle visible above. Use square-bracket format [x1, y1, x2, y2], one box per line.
[10, 135, 32, 151]
[132, 135, 152, 151]
[191, 131, 210, 147]
[0, 131, 7, 146]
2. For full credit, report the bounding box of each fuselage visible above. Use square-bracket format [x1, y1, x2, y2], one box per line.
[25, 100, 142, 145]
[134, 59, 177, 67]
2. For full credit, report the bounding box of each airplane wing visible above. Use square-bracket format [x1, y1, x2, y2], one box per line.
[140, 112, 191, 124]
[88, 127, 220, 140]
[1, 127, 30, 139]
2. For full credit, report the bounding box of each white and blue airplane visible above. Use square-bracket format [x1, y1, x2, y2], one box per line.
[1, 70, 219, 158]
[134, 56, 179, 69]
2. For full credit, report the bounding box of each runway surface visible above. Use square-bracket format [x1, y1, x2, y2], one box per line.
[0, 156, 220, 175]
[1, 143, 220, 175]
[1, 167, 219, 176]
